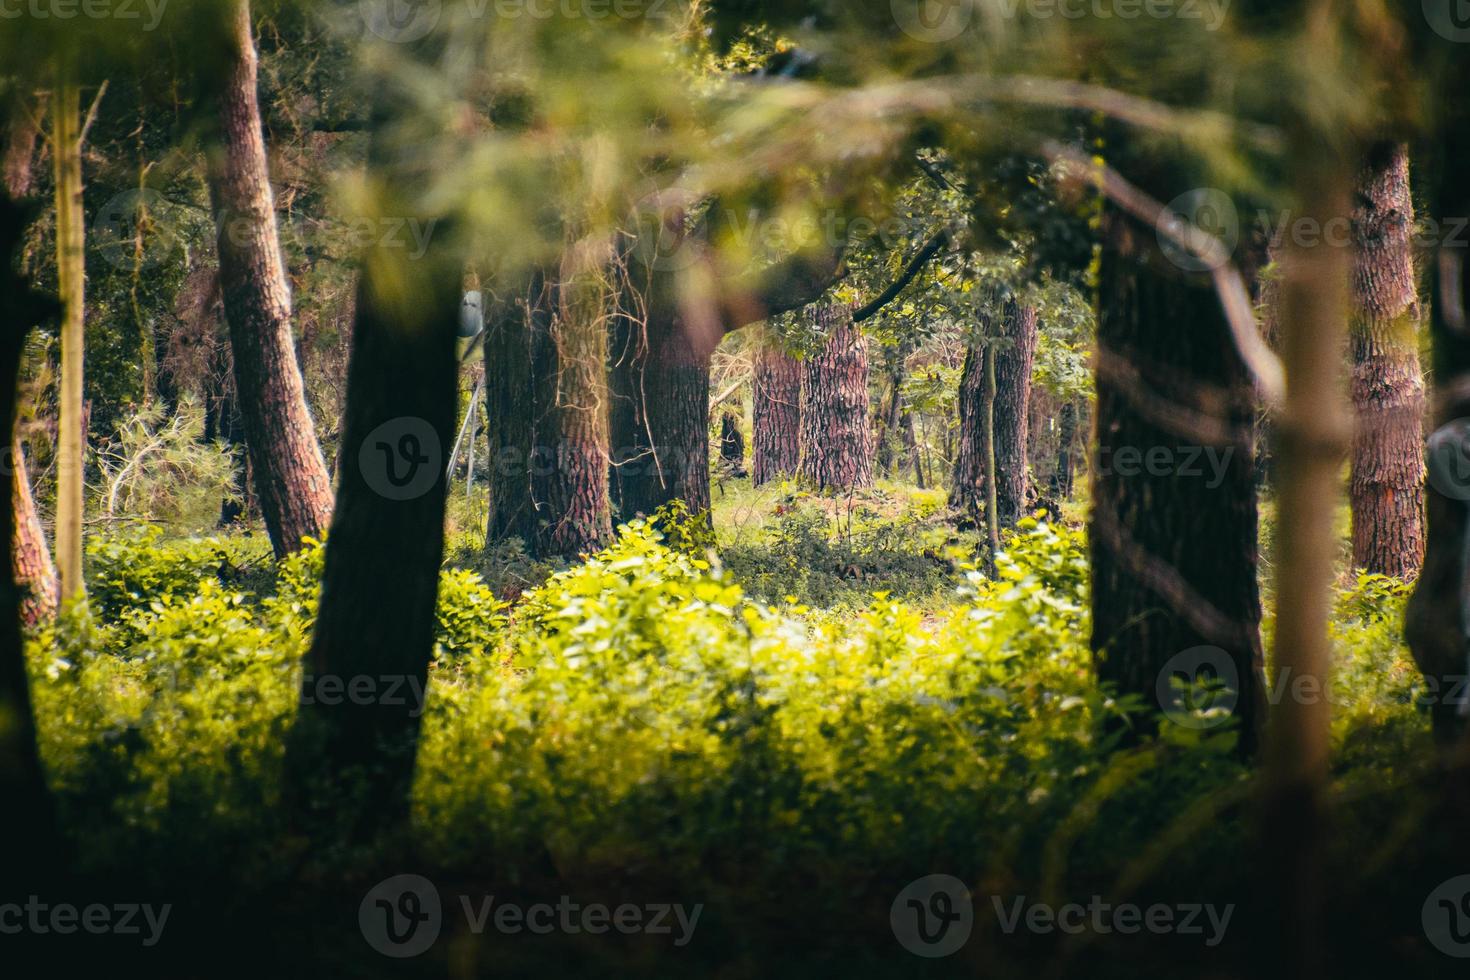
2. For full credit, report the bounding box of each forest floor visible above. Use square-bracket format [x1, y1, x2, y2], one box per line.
[18, 479, 1462, 977]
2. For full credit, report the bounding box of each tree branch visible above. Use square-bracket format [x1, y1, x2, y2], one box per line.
[853, 229, 951, 323]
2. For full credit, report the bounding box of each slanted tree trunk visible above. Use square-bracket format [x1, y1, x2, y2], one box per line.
[952, 299, 1038, 529]
[51, 70, 85, 603]
[205, 0, 333, 558]
[798, 303, 872, 492]
[752, 336, 801, 486]
[286, 82, 461, 838]
[3, 96, 57, 625]
[1348, 142, 1425, 580]
[1091, 194, 1266, 755]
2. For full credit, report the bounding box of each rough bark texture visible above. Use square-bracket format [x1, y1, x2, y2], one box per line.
[1348, 142, 1426, 580]
[485, 279, 538, 546]
[3, 98, 57, 625]
[952, 300, 1039, 529]
[206, 0, 333, 558]
[798, 303, 872, 492]
[752, 340, 801, 486]
[610, 290, 720, 519]
[532, 275, 613, 558]
[1091, 206, 1266, 756]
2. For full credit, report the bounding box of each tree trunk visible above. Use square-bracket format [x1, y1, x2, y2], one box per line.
[798, 303, 872, 492]
[485, 278, 539, 546]
[982, 343, 1000, 573]
[752, 336, 801, 486]
[206, 0, 333, 558]
[952, 299, 1038, 529]
[1091, 199, 1266, 756]
[0, 190, 61, 874]
[51, 72, 85, 603]
[4, 96, 57, 624]
[718, 410, 747, 478]
[1054, 399, 1078, 500]
[286, 89, 461, 838]
[1348, 142, 1425, 580]
[531, 271, 613, 558]
[609, 303, 718, 518]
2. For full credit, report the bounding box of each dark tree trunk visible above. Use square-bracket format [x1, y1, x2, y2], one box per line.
[3, 96, 57, 625]
[798, 303, 872, 492]
[610, 302, 719, 518]
[1053, 399, 1078, 500]
[1348, 142, 1425, 581]
[952, 299, 1039, 529]
[206, 0, 333, 558]
[719, 411, 747, 478]
[286, 91, 461, 838]
[1406, 68, 1470, 746]
[752, 338, 801, 486]
[0, 191, 60, 871]
[485, 279, 538, 546]
[1091, 205, 1266, 756]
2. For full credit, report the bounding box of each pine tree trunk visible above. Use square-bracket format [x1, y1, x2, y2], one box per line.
[752, 337, 801, 486]
[1348, 142, 1425, 580]
[206, 0, 333, 558]
[1054, 399, 1078, 500]
[798, 303, 872, 492]
[531, 274, 613, 558]
[1091, 199, 1266, 755]
[287, 86, 461, 838]
[51, 73, 85, 603]
[485, 278, 538, 546]
[3, 96, 57, 624]
[718, 411, 747, 477]
[609, 305, 717, 518]
[951, 299, 1038, 529]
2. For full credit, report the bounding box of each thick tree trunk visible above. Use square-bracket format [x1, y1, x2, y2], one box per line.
[610, 304, 718, 518]
[752, 338, 801, 486]
[286, 83, 461, 836]
[798, 303, 872, 492]
[4, 97, 57, 624]
[1348, 142, 1425, 580]
[952, 299, 1038, 529]
[206, 0, 333, 558]
[485, 279, 539, 546]
[1091, 203, 1266, 755]
[51, 73, 85, 603]
[531, 273, 613, 558]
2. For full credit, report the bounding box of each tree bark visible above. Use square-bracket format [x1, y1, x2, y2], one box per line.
[952, 299, 1038, 529]
[485, 278, 539, 546]
[1053, 399, 1078, 500]
[1091, 198, 1266, 756]
[718, 410, 747, 478]
[206, 0, 333, 558]
[3, 96, 57, 625]
[1348, 142, 1425, 580]
[286, 82, 461, 837]
[798, 303, 872, 492]
[531, 270, 613, 557]
[752, 336, 801, 486]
